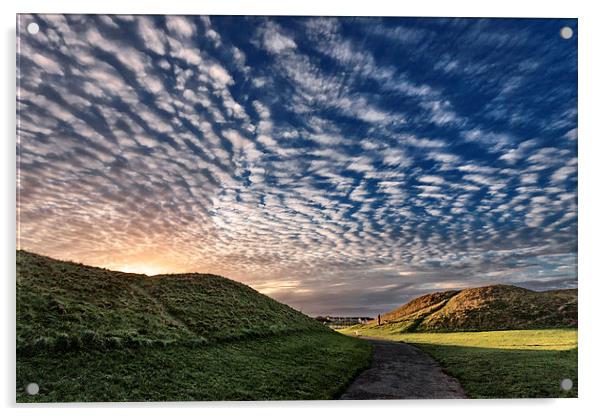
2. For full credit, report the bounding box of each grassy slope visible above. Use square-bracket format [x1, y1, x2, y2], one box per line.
[17, 250, 325, 349]
[340, 327, 577, 398]
[19, 332, 370, 402]
[342, 285, 578, 398]
[372, 284, 577, 333]
[17, 251, 371, 402]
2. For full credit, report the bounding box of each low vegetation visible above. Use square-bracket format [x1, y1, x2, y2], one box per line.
[341, 284, 578, 399]
[19, 331, 370, 402]
[17, 251, 371, 402]
[340, 327, 577, 398]
[370, 284, 577, 333]
[17, 250, 326, 352]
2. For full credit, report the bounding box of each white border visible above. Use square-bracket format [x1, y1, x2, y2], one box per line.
[2, 1, 601, 414]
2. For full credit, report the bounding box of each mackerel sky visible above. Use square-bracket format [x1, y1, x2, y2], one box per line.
[17, 15, 577, 316]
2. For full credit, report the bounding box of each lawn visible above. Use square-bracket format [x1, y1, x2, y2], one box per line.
[339, 327, 577, 398]
[17, 331, 371, 402]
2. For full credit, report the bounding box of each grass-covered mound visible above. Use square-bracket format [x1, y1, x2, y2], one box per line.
[361, 284, 577, 333]
[16, 250, 370, 402]
[342, 284, 578, 398]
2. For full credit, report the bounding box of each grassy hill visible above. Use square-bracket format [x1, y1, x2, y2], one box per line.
[340, 285, 578, 398]
[367, 284, 577, 333]
[16, 251, 370, 402]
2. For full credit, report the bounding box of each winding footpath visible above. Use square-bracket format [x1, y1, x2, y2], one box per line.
[341, 337, 467, 400]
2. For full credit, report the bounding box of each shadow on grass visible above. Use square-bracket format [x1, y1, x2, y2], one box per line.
[16, 331, 372, 403]
[409, 342, 577, 399]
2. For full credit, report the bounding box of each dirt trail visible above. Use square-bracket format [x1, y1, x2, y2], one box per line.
[340, 337, 466, 400]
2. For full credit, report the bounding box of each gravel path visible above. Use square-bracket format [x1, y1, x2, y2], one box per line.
[340, 337, 467, 400]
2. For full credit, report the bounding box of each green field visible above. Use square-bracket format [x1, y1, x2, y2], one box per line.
[17, 251, 371, 402]
[18, 331, 370, 402]
[340, 326, 577, 398]
[16, 250, 578, 400]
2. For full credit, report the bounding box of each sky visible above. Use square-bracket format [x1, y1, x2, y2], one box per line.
[17, 15, 577, 316]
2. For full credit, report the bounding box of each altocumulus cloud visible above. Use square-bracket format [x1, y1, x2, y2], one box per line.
[17, 15, 577, 316]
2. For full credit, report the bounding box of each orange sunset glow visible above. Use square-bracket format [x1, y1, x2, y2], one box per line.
[16, 14, 577, 317]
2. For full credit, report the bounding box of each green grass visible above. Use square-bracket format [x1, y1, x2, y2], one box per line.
[17, 251, 371, 401]
[340, 326, 577, 398]
[17, 332, 371, 402]
[371, 285, 577, 333]
[17, 250, 326, 351]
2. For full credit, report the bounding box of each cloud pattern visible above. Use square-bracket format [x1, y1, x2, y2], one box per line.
[17, 15, 577, 315]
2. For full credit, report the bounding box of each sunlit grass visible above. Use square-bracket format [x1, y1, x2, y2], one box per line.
[340, 327, 577, 351]
[340, 327, 578, 398]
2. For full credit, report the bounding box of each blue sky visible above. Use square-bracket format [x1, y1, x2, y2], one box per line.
[17, 15, 577, 316]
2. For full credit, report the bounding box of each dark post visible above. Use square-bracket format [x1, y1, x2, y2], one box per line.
[378, 314, 381, 326]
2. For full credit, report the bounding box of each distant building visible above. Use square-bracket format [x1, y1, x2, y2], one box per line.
[314, 316, 374, 327]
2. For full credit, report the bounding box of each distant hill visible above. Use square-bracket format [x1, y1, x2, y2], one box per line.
[16, 250, 327, 354]
[372, 284, 577, 332]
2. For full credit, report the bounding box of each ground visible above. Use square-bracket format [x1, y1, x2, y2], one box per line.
[339, 327, 577, 398]
[341, 337, 466, 399]
[17, 331, 371, 402]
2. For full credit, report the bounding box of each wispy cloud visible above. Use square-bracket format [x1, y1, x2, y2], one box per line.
[17, 15, 577, 315]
